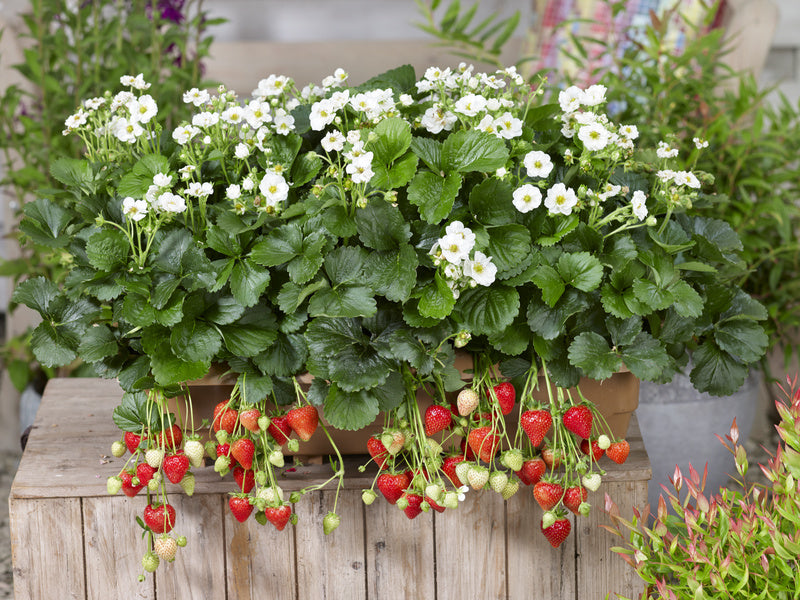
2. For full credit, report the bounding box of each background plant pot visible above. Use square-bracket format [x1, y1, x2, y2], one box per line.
[637, 365, 761, 512]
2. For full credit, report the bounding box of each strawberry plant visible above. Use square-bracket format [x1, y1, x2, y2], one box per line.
[605, 374, 800, 599]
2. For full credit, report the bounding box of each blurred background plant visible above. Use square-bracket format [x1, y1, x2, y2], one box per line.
[0, 0, 223, 393]
[417, 0, 800, 379]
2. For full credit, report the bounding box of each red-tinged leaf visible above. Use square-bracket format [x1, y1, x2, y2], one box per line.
[688, 464, 701, 487]
[658, 495, 667, 520]
[730, 417, 739, 444]
[696, 492, 709, 513]
[604, 492, 619, 517]
[672, 465, 683, 491]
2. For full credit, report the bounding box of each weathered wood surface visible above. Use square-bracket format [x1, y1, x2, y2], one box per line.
[10, 378, 650, 599]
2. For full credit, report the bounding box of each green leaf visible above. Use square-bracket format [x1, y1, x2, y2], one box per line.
[364, 245, 418, 303]
[291, 151, 322, 187]
[323, 205, 357, 238]
[607, 317, 642, 347]
[632, 279, 673, 311]
[19, 198, 74, 247]
[568, 332, 621, 380]
[112, 392, 151, 433]
[30, 321, 78, 367]
[120, 293, 156, 327]
[308, 286, 377, 318]
[231, 259, 271, 308]
[488, 320, 530, 356]
[485, 225, 532, 278]
[648, 221, 694, 254]
[670, 280, 704, 318]
[537, 213, 579, 246]
[603, 236, 638, 271]
[410, 136, 442, 171]
[324, 246, 367, 285]
[253, 332, 308, 377]
[205, 295, 245, 325]
[532, 265, 565, 307]
[558, 251, 604, 292]
[468, 178, 515, 225]
[86, 229, 130, 272]
[527, 290, 589, 340]
[206, 226, 242, 257]
[251, 223, 303, 266]
[371, 371, 406, 411]
[78, 325, 117, 363]
[690, 341, 750, 396]
[367, 117, 412, 164]
[621, 333, 672, 382]
[356, 200, 411, 250]
[220, 307, 278, 357]
[322, 383, 381, 431]
[152, 277, 181, 310]
[714, 319, 768, 363]
[154, 230, 215, 289]
[277, 279, 329, 314]
[151, 341, 210, 387]
[50, 157, 93, 189]
[442, 129, 509, 173]
[358, 64, 416, 94]
[288, 231, 326, 284]
[371, 153, 419, 190]
[170, 320, 222, 363]
[418, 272, 456, 319]
[12, 277, 59, 315]
[457, 285, 519, 337]
[690, 217, 743, 253]
[407, 171, 463, 224]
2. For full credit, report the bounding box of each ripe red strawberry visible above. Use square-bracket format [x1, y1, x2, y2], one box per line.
[520, 409, 552, 447]
[491, 382, 516, 415]
[230, 438, 255, 470]
[424, 404, 452, 436]
[402, 493, 424, 519]
[136, 462, 156, 486]
[120, 469, 144, 497]
[533, 480, 564, 511]
[233, 466, 255, 493]
[229, 496, 253, 523]
[516, 457, 546, 486]
[264, 504, 292, 531]
[367, 436, 390, 469]
[156, 424, 183, 449]
[467, 426, 500, 463]
[442, 455, 465, 487]
[163, 452, 190, 484]
[541, 516, 572, 548]
[286, 405, 319, 442]
[564, 485, 588, 515]
[563, 405, 593, 439]
[144, 503, 176, 534]
[239, 407, 262, 433]
[460, 438, 476, 461]
[580, 438, 604, 461]
[124, 431, 143, 454]
[213, 407, 238, 434]
[606, 440, 630, 464]
[376, 472, 411, 505]
[267, 415, 292, 445]
[427, 496, 446, 513]
[542, 446, 563, 470]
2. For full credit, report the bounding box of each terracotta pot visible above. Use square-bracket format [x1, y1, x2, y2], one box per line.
[169, 360, 639, 456]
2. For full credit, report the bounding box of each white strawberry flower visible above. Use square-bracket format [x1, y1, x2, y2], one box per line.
[272, 109, 295, 135]
[321, 130, 346, 153]
[463, 251, 497, 287]
[183, 87, 210, 106]
[122, 197, 148, 222]
[111, 116, 143, 143]
[234, 143, 250, 159]
[619, 124, 639, 140]
[172, 124, 199, 145]
[454, 93, 487, 117]
[259, 171, 289, 205]
[545, 183, 579, 216]
[632, 190, 648, 221]
[493, 112, 523, 139]
[153, 173, 172, 188]
[578, 122, 612, 151]
[158, 192, 187, 214]
[558, 85, 584, 112]
[439, 232, 473, 265]
[127, 95, 157, 123]
[582, 84, 607, 106]
[309, 98, 337, 131]
[252, 74, 290, 99]
[523, 151, 554, 178]
[512, 184, 542, 213]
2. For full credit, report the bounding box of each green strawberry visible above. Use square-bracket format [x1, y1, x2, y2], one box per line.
[489, 471, 509, 494]
[107, 475, 122, 495]
[323, 512, 341, 535]
[142, 551, 160, 573]
[467, 464, 489, 490]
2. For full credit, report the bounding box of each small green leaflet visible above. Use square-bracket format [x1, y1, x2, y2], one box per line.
[441, 129, 509, 173]
[407, 171, 463, 224]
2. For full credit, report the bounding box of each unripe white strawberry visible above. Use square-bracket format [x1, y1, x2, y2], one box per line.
[443, 491, 459, 509]
[582, 473, 602, 492]
[107, 476, 122, 495]
[257, 415, 270, 431]
[154, 535, 177, 562]
[215, 430, 228, 444]
[489, 471, 509, 494]
[455, 461, 472, 484]
[183, 440, 205, 468]
[541, 510, 557, 529]
[145, 448, 164, 469]
[597, 434, 611, 450]
[268, 449, 284, 467]
[501, 449, 524, 472]
[457, 388, 479, 416]
[111, 441, 126, 458]
[214, 455, 230, 474]
[147, 478, 159, 492]
[425, 438, 443, 456]
[467, 465, 489, 490]
[396, 495, 409, 510]
[179, 472, 195, 496]
[361, 489, 377, 505]
[501, 479, 520, 500]
[425, 483, 442, 502]
[381, 430, 405, 455]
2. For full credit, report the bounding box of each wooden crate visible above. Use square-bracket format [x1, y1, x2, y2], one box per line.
[10, 378, 650, 600]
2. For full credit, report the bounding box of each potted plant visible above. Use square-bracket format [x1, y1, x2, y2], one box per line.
[12, 63, 766, 574]
[604, 374, 800, 599]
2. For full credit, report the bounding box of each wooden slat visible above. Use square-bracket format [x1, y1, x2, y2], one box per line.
[225, 503, 297, 600]
[599, 415, 651, 483]
[83, 495, 155, 599]
[294, 489, 366, 599]
[434, 491, 506, 600]
[364, 497, 435, 599]
[507, 488, 576, 599]
[576, 480, 647, 600]
[9, 497, 86, 600]
[156, 494, 227, 599]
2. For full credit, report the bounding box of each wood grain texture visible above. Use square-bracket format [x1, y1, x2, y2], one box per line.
[156, 494, 227, 599]
[9, 497, 85, 600]
[225, 504, 296, 600]
[294, 489, 366, 600]
[435, 491, 506, 600]
[365, 496, 435, 600]
[83, 495, 155, 599]
[506, 488, 576, 600]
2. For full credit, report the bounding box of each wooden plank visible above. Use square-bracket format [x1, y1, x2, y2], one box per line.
[507, 488, 576, 599]
[576, 480, 647, 600]
[9, 497, 86, 600]
[364, 496, 435, 599]
[156, 494, 227, 599]
[294, 489, 366, 599]
[434, 491, 506, 600]
[225, 503, 297, 600]
[83, 495, 155, 599]
[600, 416, 651, 483]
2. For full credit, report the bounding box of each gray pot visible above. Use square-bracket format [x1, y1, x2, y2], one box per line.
[637, 367, 761, 513]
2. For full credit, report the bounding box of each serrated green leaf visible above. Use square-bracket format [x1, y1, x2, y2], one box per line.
[19, 197, 74, 247]
[323, 204, 357, 238]
[324, 246, 367, 285]
[442, 129, 509, 173]
[253, 332, 307, 377]
[603, 235, 638, 271]
[419, 272, 456, 319]
[527, 289, 589, 340]
[607, 317, 642, 347]
[568, 332, 621, 379]
[308, 286, 377, 318]
[468, 178, 515, 225]
[367, 117, 412, 164]
[31, 321, 78, 367]
[220, 306, 278, 356]
[206, 226, 242, 257]
[714, 319, 768, 363]
[50, 157, 93, 188]
[558, 251, 604, 292]
[410, 136, 442, 171]
[356, 200, 411, 250]
[277, 279, 329, 314]
[457, 285, 519, 337]
[407, 170, 463, 224]
[485, 224, 532, 279]
[632, 279, 673, 311]
[151, 277, 180, 310]
[648, 221, 695, 253]
[112, 391, 151, 433]
[670, 280, 704, 318]
[231, 259, 271, 308]
[12, 277, 59, 315]
[322, 383, 381, 431]
[151, 341, 210, 387]
[364, 245, 418, 303]
[205, 295, 245, 325]
[532, 265, 565, 307]
[170, 320, 222, 363]
[621, 333, 672, 382]
[291, 151, 322, 187]
[488, 320, 530, 356]
[251, 223, 303, 266]
[690, 341, 750, 396]
[120, 293, 156, 327]
[86, 229, 130, 271]
[371, 153, 419, 190]
[78, 325, 117, 363]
